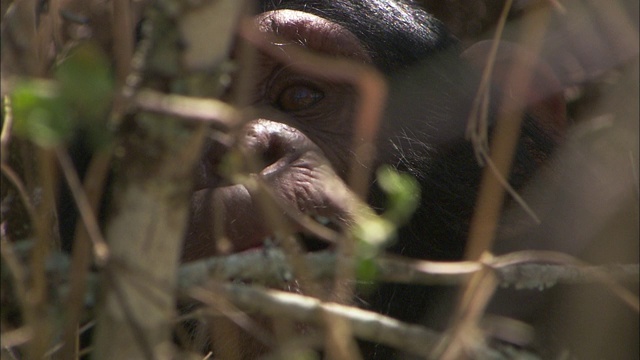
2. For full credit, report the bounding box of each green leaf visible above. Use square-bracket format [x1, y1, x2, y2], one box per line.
[376, 166, 420, 225]
[356, 255, 378, 282]
[12, 80, 72, 147]
[348, 166, 421, 288]
[353, 216, 395, 248]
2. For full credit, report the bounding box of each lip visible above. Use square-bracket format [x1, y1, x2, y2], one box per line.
[185, 184, 272, 260]
[184, 180, 341, 262]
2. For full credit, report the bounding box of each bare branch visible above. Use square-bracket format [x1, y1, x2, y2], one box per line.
[178, 249, 639, 292]
[134, 89, 242, 131]
[208, 282, 440, 358]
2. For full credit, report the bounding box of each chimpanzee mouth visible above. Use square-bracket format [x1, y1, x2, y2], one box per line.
[297, 221, 338, 252]
[186, 123, 354, 262]
[185, 182, 342, 262]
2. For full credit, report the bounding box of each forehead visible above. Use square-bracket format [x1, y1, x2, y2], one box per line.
[253, 9, 371, 63]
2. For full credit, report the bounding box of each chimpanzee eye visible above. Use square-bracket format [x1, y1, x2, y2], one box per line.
[276, 84, 324, 112]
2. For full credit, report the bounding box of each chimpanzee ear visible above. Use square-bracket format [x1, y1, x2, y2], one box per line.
[462, 40, 567, 141]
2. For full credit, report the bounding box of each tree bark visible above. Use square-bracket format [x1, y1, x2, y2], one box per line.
[92, 1, 244, 358]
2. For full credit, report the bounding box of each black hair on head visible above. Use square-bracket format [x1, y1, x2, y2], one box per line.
[259, 0, 458, 73]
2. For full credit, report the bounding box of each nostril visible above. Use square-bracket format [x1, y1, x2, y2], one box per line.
[261, 135, 295, 167]
[243, 120, 307, 171]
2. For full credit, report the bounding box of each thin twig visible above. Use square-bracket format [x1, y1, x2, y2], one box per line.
[0, 164, 39, 231]
[134, 89, 242, 131]
[211, 283, 440, 358]
[186, 286, 275, 348]
[464, 0, 516, 261]
[60, 149, 112, 360]
[112, 0, 134, 86]
[0, 238, 29, 327]
[54, 147, 110, 264]
[452, 4, 555, 353]
[27, 142, 57, 360]
[1, 95, 13, 164]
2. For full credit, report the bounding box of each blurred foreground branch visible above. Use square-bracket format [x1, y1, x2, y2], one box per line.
[179, 249, 639, 292]
[6, 244, 637, 303]
[1, 242, 637, 357]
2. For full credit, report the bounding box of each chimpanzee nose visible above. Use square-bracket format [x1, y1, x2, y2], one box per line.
[241, 119, 319, 174]
[194, 119, 319, 190]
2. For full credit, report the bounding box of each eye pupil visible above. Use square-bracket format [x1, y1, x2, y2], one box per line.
[277, 85, 324, 111]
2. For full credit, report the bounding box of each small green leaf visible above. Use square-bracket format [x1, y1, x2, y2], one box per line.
[353, 216, 395, 248]
[348, 167, 421, 288]
[376, 166, 420, 225]
[12, 80, 72, 147]
[356, 256, 378, 282]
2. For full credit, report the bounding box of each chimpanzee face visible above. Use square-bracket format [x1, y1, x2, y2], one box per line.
[249, 10, 372, 175]
[184, 10, 376, 260]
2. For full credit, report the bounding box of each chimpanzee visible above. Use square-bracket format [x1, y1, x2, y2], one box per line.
[185, 1, 563, 259]
[180, 0, 567, 359]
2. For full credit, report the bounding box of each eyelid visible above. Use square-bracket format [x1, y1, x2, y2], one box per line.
[266, 69, 326, 109]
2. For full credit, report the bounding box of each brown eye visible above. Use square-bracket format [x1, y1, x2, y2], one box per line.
[276, 84, 324, 112]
